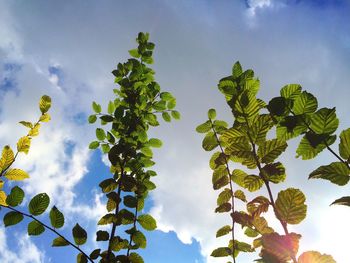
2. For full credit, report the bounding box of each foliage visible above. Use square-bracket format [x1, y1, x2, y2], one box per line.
[197, 61, 346, 262]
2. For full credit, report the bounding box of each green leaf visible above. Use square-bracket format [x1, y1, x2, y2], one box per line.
[208, 108, 216, 119]
[234, 190, 247, 202]
[212, 166, 229, 190]
[98, 213, 117, 225]
[89, 141, 99, 150]
[298, 251, 336, 263]
[132, 231, 147, 248]
[216, 225, 231, 238]
[331, 196, 350, 206]
[310, 107, 339, 135]
[217, 188, 232, 206]
[232, 61, 242, 78]
[6, 186, 25, 207]
[137, 214, 157, 231]
[292, 91, 318, 115]
[96, 128, 106, 140]
[339, 128, 350, 161]
[160, 92, 173, 101]
[128, 48, 140, 58]
[72, 223, 87, 245]
[77, 253, 88, 263]
[89, 249, 101, 260]
[162, 112, 171, 122]
[96, 230, 109, 241]
[28, 220, 45, 236]
[92, 101, 102, 113]
[309, 162, 350, 186]
[52, 236, 69, 246]
[196, 120, 211, 133]
[267, 97, 288, 116]
[275, 188, 307, 224]
[202, 132, 218, 151]
[1, 145, 14, 168]
[244, 227, 259, 238]
[99, 178, 118, 193]
[50, 206, 64, 229]
[148, 138, 162, 148]
[17, 136, 31, 154]
[88, 115, 97, 124]
[277, 115, 308, 140]
[129, 252, 144, 263]
[243, 175, 264, 192]
[280, 84, 302, 99]
[3, 211, 23, 227]
[260, 162, 286, 184]
[29, 193, 50, 216]
[171, 110, 181, 120]
[258, 139, 287, 164]
[296, 133, 336, 160]
[215, 202, 231, 213]
[211, 247, 231, 257]
[167, 98, 176, 110]
[250, 115, 273, 145]
[19, 121, 33, 128]
[39, 95, 52, 114]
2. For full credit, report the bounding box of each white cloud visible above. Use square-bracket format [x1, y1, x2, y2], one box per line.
[0, 227, 46, 263]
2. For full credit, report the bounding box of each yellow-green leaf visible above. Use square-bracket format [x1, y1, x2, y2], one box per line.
[4, 168, 30, 181]
[19, 121, 33, 128]
[28, 123, 40, 137]
[275, 188, 307, 224]
[39, 113, 51, 122]
[1, 145, 14, 168]
[309, 162, 350, 186]
[339, 128, 350, 161]
[298, 251, 336, 263]
[0, 191, 7, 206]
[39, 95, 52, 114]
[17, 136, 31, 154]
[258, 139, 287, 164]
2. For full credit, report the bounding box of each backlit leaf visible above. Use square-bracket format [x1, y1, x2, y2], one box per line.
[211, 247, 231, 257]
[280, 84, 302, 99]
[208, 108, 216, 119]
[72, 223, 87, 245]
[6, 186, 24, 206]
[19, 121, 33, 128]
[216, 225, 231, 238]
[52, 236, 69, 247]
[257, 139, 287, 164]
[162, 112, 171, 122]
[309, 162, 349, 186]
[28, 220, 45, 236]
[339, 128, 350, 161]
[39, 95, 51, 114]
[39, 113, 51, 122]
[330, 196, 350, 207]
[292, 91, 318, 115]
[1, 145, 14, 168]
[137, 214, 157, 231]
[298, 251, 336, 263]
[296, 133, 336, 160]
[17, 136, 31, 154]
[129, 252, 144, 263]
[202, 132, 218, 151]
[5, 169, 29, 181]
[275, 188, 307, 224]
[310, 107, 338, 135]
[92, 101, 102, 113]
[0, 191, 7, 206]
[217, 188, 232, 206]
[29, 193, 50, 216]
[133, 231, 146, 248]
[243, 175, 264, 192]
[50, 206, 65, 228]
[3, 211, 23, 227]
[28, 123, 40, 137]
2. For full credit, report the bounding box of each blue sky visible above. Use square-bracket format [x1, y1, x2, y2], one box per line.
[0, 0, 350, 262]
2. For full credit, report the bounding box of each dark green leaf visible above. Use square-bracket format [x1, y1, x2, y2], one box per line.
[52, 236, 69, 246]
[267, 97, 288, 116]
[216, 225, 231, 238]
[28, 220, 45, 236]
[215, 202, 231, 213]
[331, 196, 350, 206]
[6, 186, 25, 207]
[96, 230, 109, 241]
[50, 206, 64, 228]
[72, 223, 87, 245]
[89, 249, 101, 260]
[339, 128, 350, 161]
[3, 211, 23, 227]
[77, 253, 88, 263]
[232, 61, 242, 78]
[29, 193, 50, 216]
[132, 231, 147, 248]
[211, 247, 231, 257]
[129, 252, 144, 263]
[99, 178, 118, 193]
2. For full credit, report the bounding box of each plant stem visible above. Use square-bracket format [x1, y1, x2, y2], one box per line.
[126, 194, 139, 257]
[210, 119, 237, 263]
[0, 204, 93, 262]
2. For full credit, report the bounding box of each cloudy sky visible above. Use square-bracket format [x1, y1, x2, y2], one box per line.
[1, 0, 350, 262]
